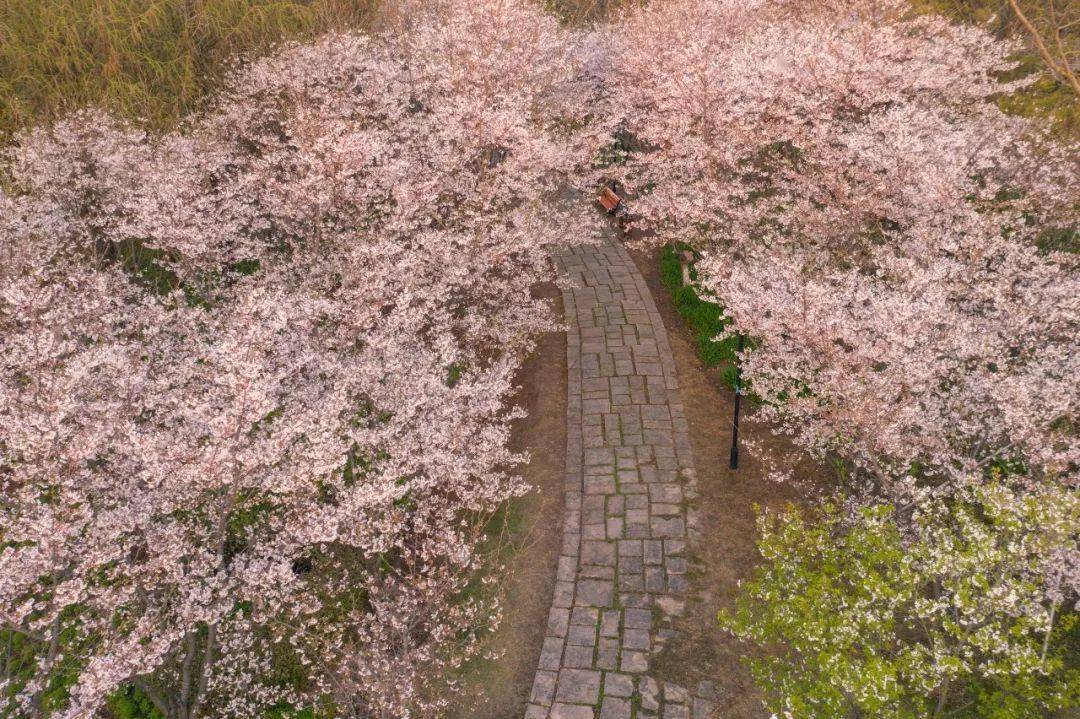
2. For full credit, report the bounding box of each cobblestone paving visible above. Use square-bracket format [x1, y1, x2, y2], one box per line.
[525, 242, 717, 719]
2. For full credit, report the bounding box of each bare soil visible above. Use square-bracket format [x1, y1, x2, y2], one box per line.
[446, 281, 567, 719]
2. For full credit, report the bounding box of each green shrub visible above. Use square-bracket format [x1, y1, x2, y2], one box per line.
[721, 481, 1080, 719]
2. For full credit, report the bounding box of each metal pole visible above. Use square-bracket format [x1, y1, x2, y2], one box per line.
[729, 334, 745, 470]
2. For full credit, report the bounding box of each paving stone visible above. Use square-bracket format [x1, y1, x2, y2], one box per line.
[618, 573, 644, 592]
[567, 622, 598, 647]
[620, 650, 649, 673]
[650, 516, 685, 538]
[600, 610, 621, 637]
[583, 494, 605, 509]
[581, 541, 616, 566]
[584, 448, 614, 465]
[655, 596, 685, 618]
[580, 565, 615, 580]
[620, 592, 651, 608]
[640, 677, 661, 710]
[571, 607, 599, 626]
[556, 669, 602, 704]
[548, 607, 570, 637]
[531, 670, 558, 705]
[553, 581, 575, 608]
[663, 705, 689, 719]
[550, 704, 595, 719]
[585, 477, 617, 495]
[667, 557, 688, 574]
[607, 495, 625, 516]
[623, 628, 650, 651]
[525, 704, 549, 719]
[595, 638, 620, 670]
[575, 579, 614, 607]
[583, 523, 607, 540]
[539, 636, 564, 670]
[599, 697, 632, 719]
[559, 555, 579, 581]
[604, 672, 634, 698]
[624, 608, 652, 629]
[563, 645, 595, 669]
[664, 685, 689, 703]
[583, 506, 605, 525]
[664, 539, 687, 556]
[645, 566, 666, 593]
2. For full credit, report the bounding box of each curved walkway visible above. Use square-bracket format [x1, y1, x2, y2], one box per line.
[525, 241, 717, 719]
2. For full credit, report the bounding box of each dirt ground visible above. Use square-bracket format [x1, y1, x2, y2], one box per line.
[629, 246, 826, 719]
[446, 282, 567, 719]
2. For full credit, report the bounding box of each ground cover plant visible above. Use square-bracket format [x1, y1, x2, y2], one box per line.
[658, 244, 739, 386]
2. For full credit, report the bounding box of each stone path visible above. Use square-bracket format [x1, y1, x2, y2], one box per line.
[525, 242, 716, 719]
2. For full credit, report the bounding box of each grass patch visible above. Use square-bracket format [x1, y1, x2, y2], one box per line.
[658, 243, 740, 389]
[0, 0, 380, 141]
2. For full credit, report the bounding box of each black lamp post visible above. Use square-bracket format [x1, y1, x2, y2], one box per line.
[729, 333, 745, 470]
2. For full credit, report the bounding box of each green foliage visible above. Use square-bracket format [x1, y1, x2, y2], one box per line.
[0, 0, 380, 141]
[721, 483, 1080, 719]
[994, 57, 1078, 137]
[659, 244, 740, 388]
[1, 617, 87, 718]
[446, 362, 466, 388]
[106, 686, 164, 719]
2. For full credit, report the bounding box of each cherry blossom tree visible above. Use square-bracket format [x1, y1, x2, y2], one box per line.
[0, 2, 597, 717]
[606, 0, 1078, 497]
